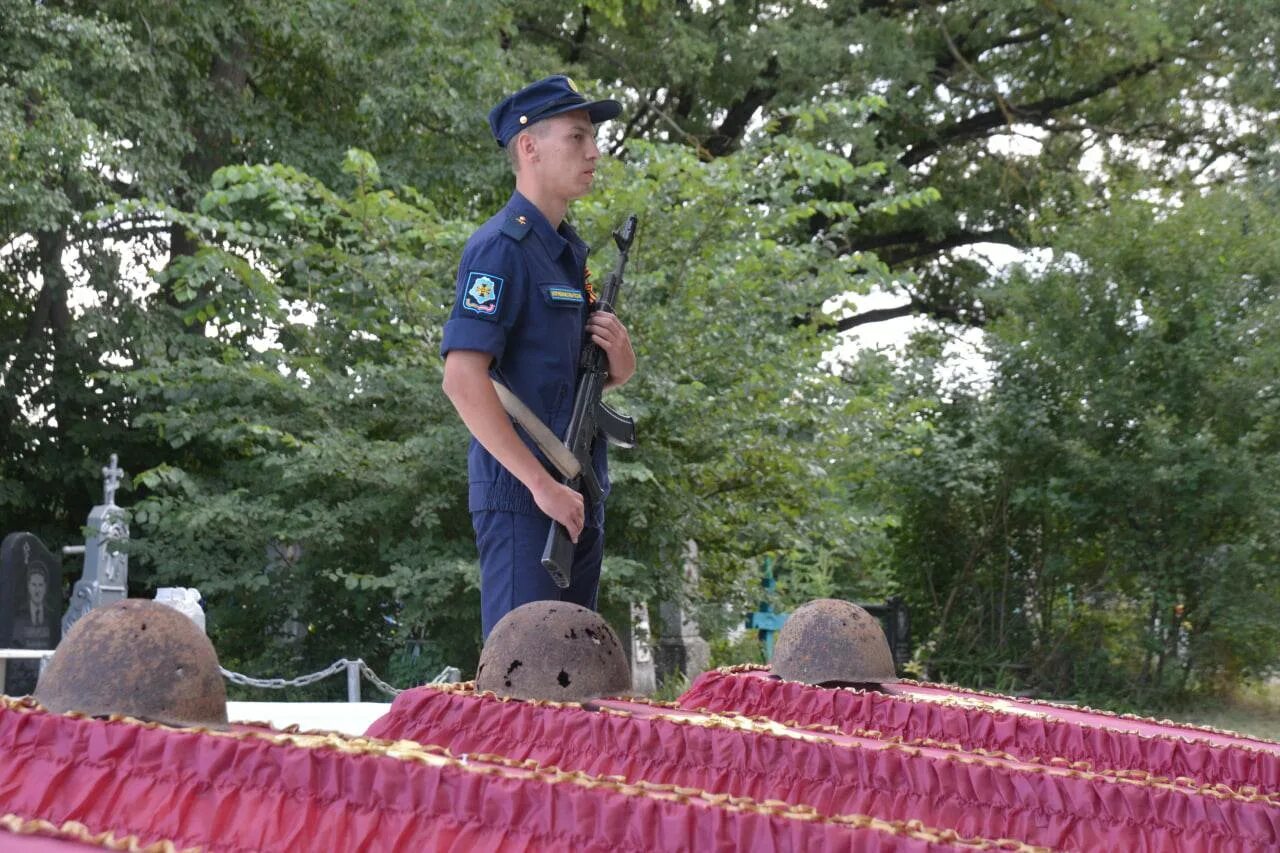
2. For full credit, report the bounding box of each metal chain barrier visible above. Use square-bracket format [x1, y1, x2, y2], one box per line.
[219, 658, 352, 691]
[358, 660, 405, 698]
[220, 659, 460, 701]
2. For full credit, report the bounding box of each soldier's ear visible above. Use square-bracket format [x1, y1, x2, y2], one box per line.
[517, 131, 539, 165]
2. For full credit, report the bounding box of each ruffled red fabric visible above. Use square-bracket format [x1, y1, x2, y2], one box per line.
[368, 685, 1280, 852]
[678, 668, 1280, 796]
[0, 702, 959, 853]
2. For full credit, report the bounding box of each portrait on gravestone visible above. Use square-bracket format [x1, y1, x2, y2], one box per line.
[13, 562, 52, 649]
[1, 533, 62, 696]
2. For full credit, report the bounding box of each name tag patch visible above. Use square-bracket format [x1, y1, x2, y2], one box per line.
[543, 286, 585, 305]
[464, 271, 504, 315]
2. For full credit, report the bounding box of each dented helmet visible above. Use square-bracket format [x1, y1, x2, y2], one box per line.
[35, 599, 228, 729]
[771, 598, 899, 686]
[476, 601, 630, 701]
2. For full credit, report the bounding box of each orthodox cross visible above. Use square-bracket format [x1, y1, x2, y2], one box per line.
[102, 454, 123, 506]
[747, 556, 789, 661]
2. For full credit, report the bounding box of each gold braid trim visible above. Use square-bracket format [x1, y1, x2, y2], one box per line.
[0, 696, 1046, 852]
[714, 664, 1280, 754]
[0, 813, 197, 852]
[899, 676, 1280, 748]
[429, 682, 1280, 807]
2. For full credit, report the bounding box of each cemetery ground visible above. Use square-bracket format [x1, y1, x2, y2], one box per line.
[1159, 680, 1280, 741]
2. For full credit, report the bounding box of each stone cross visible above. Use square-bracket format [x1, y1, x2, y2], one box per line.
[655, 540, 710, 685]
[62, 456, 130, 635]
[628, 601, 657, 695]
[102, 454, 123, 506]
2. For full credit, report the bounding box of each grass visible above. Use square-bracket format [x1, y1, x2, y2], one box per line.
[1145, 681, 1280, 742]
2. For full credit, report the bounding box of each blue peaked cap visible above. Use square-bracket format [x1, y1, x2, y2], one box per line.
[489, 75, 622, 147]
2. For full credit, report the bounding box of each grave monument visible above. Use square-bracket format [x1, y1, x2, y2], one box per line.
[0, 533, 62, 694]
[62, 454, 130, 635]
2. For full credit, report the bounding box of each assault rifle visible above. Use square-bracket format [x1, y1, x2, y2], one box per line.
[540, 214, 639, 587]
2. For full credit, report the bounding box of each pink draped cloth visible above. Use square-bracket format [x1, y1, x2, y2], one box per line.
[367, 683, 1280, 852]
[0, 698, 970, 852]
[678, 666, 1280, 796]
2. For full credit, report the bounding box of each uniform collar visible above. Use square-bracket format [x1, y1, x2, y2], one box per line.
[507, 191, 586, 260]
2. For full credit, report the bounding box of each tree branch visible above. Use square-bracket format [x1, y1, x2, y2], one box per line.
[813, 294, 981, 335]
[901, 57, 1170, 167]
[929, 21, 1054, 86]
[704, 55, 779, 157]
[836, 302, 917, 330]
[844, 226, 1021, 258]
[880, 227, 1021, 266]
[566, 5, 590, 64]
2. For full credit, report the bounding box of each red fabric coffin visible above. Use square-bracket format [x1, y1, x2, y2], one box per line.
[367, 684, 1280, 852]
[0, 698, 977, 853]
[679, 666, 1280, 797]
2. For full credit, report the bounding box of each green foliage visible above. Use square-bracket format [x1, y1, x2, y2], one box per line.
[710, 629, 766, 669]
[521, 0, 1280, 324]
[577, 109, 913, 627]
[114, 109, 917, 678]
[4, 0, 1278, 705]
[887, 185, 1280, 703]
[110, 156, 482, 677]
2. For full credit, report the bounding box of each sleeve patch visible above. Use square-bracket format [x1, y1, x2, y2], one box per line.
[463, 271, 505, 315]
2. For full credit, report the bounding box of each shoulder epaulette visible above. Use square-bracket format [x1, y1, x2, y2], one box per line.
[499, 214, 533, 241]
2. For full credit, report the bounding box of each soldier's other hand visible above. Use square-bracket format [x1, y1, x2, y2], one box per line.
[587, 312, 636, 389]
[532, 478, 585, 542]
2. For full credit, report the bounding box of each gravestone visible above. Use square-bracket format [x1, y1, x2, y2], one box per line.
[655, 540, 710, 685]
[62, 455, 129, 635]
[861, 595, 913, 671]
[0, 533, 62, 695]
[628, 601, 657, 695]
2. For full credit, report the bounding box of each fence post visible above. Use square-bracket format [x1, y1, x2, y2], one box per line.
[346, 660, 361, 703]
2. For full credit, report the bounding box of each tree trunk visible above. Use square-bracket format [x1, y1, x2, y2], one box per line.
[166, 36, 251, 317]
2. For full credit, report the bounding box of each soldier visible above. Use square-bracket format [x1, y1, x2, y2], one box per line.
[441, 76, 636, 639]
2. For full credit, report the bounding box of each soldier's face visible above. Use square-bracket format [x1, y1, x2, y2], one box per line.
[531, 110, 601, 200]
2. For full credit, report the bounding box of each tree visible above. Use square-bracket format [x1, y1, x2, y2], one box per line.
[1, 1, 184, 541]
[119, 87, 926, 683]
[7, 0, 1278, 700]
[2, 0, 521, 545]
[516, 0, 1280, 330]
[2, 0, 557, 684]
[885, 183, 1280, 701]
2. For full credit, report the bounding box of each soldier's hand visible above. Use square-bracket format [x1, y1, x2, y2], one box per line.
[587, 312, 636, 389]
[531, 478, 585, 542]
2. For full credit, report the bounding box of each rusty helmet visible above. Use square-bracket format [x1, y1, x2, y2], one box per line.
[475, 601, 631, 701]
[771, 598, 899, 685]
[34, 599, 228, 729]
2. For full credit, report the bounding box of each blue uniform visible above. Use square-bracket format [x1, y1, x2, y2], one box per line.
[441, 191, 610, 638]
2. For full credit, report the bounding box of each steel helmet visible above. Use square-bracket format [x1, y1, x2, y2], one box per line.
[476, 601, 631, 701]
[34, 599, 228, 729]
[771, 598, 899, 685]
